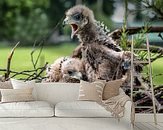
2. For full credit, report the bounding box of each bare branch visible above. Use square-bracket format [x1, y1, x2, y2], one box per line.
[5, 42, 20, 79]
[31, 41, 37, 69]
[158, 33, 163, 41]
[0, 63, 48, 81]
[34, 41, 44, 68]
[152, 73, 163, 79]
[109, 26, 163, 40]
[24, 62, 48, 81]
[29, 62, 48, 81]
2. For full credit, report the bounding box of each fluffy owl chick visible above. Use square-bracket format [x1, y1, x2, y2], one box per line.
[45, 57, 85, 83]
[63, 5, 130, 81]
[63, 5, 121, 51]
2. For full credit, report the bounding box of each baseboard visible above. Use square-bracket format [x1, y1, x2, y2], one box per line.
[135, 113, 163, 122]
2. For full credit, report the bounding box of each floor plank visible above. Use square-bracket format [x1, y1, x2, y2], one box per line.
[144, 122, 161, 130]
[133, 125, 141, 130]
[135, 114, 163, 122]
[149, 123, 163, 130]
[158, 123, 163, 127]
[134, 122, 163, 130]
[135, 122, 149, 130]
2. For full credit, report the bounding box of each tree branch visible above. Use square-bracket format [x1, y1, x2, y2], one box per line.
[34, 41, 44, 68]
[5, 42, 20, 80]
[31, 41, 37, 69]
[109, 26, 163, 40]
[158, 33, 163, 40]
[0, 63, 48, 81]
[25, 62, 48, 81]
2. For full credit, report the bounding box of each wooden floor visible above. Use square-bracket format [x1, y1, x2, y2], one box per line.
[134, 114, 163, 130]
[134, 122, 163, 130]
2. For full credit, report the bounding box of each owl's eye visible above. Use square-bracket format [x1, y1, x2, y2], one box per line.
[68, 70, 73, 75]
[73, 13, 82, 21]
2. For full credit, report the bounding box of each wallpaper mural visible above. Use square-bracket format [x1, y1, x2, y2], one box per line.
[0, 1, 163, 114]
[45, 5, 163, 113]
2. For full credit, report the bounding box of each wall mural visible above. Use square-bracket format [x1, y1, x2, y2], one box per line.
[45, 5, 163, 113]
[0, 5, 163, 114]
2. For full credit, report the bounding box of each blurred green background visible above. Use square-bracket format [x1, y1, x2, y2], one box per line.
[0, 0, 163, 85]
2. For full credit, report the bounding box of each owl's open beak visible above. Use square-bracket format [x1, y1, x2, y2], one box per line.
[62, 20, 66, 28]
[62, 17, 69, 27]
[63, 17, 79, 39]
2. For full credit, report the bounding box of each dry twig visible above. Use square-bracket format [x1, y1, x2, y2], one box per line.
[5, 42, 20, 80]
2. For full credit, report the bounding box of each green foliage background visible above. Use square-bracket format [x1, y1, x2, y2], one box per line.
[0, 0, 117, 45]
[0, 0, 163, 85]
